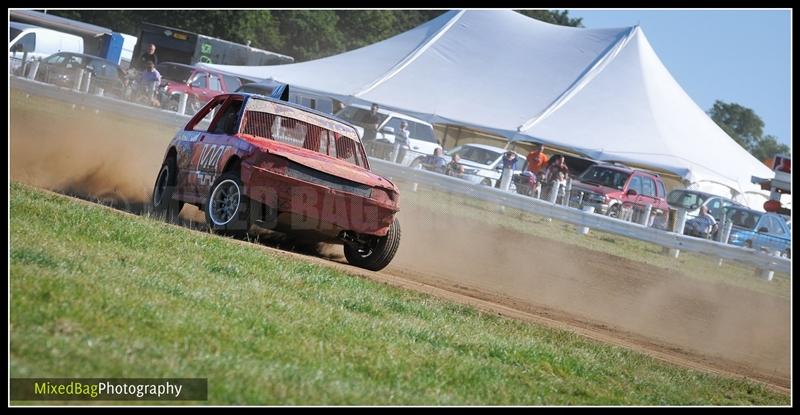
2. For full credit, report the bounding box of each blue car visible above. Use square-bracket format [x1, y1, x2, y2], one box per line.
[724, 206, 791, 258]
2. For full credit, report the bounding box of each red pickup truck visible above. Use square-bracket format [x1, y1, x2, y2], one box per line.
[156, 62, 251, 113]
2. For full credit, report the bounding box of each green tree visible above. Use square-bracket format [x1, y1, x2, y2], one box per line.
[707, 100, 765, 151]
[750, 135, 791, 162]
[516, 9, 583, 27]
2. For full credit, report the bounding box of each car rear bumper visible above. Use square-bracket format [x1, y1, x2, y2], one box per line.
[242, 163, 398, 237]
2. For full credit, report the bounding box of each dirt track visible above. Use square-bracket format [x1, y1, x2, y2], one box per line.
[10, 90, 791, 392]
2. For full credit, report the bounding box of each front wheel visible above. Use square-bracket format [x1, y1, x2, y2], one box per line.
[607, 204, 621, 219]
[151, 156, 184, 222]
[205, 171, 252, 238]
[344, 218, 401, 271]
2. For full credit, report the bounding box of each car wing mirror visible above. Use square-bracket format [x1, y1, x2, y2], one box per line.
[757, 227, 769, 233]
[626, 189, 638, 196]
[381, 126, 395, 134]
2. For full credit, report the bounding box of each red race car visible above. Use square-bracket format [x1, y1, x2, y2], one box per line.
[151, 93, 401, 270]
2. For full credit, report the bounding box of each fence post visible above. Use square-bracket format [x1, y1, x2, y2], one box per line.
[73, 69, 84, 91]
[500, 168, 513, 191]
[578, 206, 595, 235]
[178, 93, 189, 115]
[755, 268, 775, 281]
[640, 204, 652, 226]
[667, 208, 687, 258]
[546, 183, 558, 204]
[26, 60, 40, 80]
[411, 162, 422, 192]
[82, 71, 92, 93]
[562, 179, 571, 207]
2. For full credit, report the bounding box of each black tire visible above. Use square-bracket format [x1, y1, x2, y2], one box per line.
[344, 218, 402, 271]
[151, 156, 184, 222]
[607, 204, 621, 219]
[205, 171, 252, 238]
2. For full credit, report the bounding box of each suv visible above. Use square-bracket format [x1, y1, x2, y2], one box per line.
[569, 163, 669, 227]
[156, 62, 249, 113]
[334, 104, 440, 165]
[151, 93, 401, 271]
[35, 52, 128, 98]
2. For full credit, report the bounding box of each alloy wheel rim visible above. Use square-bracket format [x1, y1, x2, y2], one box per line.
[209, 179, 241, 226]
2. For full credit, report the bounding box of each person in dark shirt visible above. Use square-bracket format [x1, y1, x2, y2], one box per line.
[136, 43, 158, 71]
[363, 103, 382, 143]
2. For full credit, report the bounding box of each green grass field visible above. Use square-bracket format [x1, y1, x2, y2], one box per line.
[398, 182, 790, 299]
[9, 183, 788, 405]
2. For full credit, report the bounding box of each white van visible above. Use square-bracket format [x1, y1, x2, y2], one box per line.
[335, 104, 441, 166]
[10, 22, 83, 74]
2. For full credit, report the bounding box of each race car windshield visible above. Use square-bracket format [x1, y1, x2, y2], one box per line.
[157, 63, 193, 82]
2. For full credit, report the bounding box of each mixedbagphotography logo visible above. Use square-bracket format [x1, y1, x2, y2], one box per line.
[10, 378, 207, 401]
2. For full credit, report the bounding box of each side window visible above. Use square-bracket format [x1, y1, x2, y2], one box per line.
[209, 99, 243, 135]
[191, 73, 207, 88]
[627, 176, 643, 194]
[641, 177, 656, 197]
[707, 198, 723, 218]
[656, 180, 666, 198]
[383, 117, 403, 133]
[187, 98, 224, 132]
[209, 74, 223, 92]
[14, 33, 36, 52]
[768, 217, 785, 235]
[46, 54, 66, 64]
[514, 156, 527, 171]
[222, 74, 242, 91]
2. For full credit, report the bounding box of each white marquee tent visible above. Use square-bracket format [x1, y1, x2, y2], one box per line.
[202, 9, 774, 209]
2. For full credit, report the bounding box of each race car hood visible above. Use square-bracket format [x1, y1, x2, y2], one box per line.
[240, 134, 397, 192]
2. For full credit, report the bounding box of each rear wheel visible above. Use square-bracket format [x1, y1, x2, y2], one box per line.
[151, 156, 184, 222]
[205, 171, 252, 238]
[344, 218, 401, 271]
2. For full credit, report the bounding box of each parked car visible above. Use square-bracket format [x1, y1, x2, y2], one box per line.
[667, 189, 741, 221]
[724, 206, 791, 258]
[568, 163, 670, 228]
[10, 22, 83, 75]
[335, 104, 441, 165]
[156, 62, 251, 113]
[151, 93, 401, 271]
[411, 144, 527, 188]
[34, 52, 128, 98]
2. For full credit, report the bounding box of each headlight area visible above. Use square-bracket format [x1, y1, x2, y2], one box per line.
[371, 187, 398, 204]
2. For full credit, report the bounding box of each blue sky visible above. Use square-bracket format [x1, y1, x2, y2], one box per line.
[567, 9, 791, 147]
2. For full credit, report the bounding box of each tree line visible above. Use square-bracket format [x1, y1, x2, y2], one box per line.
[49, 10, 581, 62]
[708, 100, 790, 162]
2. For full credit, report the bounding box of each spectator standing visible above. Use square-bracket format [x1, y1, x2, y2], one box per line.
[423, 147, 448, 173]
[394, 120, 411, 164]
[544, 154, 569, 203]
[136, 43, 158, 72]
[140, 60, 162, 106]
[526, 143, 549, 179]
[498, 151, 518, 191]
